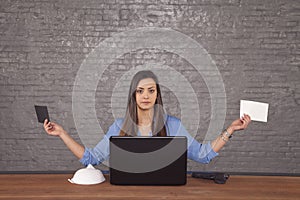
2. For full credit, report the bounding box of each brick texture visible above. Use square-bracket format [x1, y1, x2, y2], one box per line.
[0, 0, 299, 173]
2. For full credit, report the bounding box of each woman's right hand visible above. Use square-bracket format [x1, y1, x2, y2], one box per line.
[43, 119, 66, 137]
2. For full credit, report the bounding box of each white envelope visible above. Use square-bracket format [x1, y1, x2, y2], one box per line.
[240, 100, 269, 122]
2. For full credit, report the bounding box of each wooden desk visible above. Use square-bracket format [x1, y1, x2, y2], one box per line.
[0, 174, 299, 200]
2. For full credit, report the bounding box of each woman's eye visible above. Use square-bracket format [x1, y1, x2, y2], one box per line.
[136, 89, 143, 94]
[149, 89, 155, 93]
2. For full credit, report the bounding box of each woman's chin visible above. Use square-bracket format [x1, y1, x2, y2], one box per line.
[138, 104, 154, 111]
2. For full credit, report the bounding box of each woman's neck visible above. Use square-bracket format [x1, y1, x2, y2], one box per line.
[137, 108, 154, 126]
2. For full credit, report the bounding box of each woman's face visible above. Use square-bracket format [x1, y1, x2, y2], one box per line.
[135, 78, 157, 111]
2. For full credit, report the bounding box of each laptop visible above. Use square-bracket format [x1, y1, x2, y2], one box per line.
[109, 136, 187, 185]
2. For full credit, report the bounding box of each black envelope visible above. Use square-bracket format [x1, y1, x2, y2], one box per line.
[34, 105, 50, 123]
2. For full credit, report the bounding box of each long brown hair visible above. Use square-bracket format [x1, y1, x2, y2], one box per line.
[119, 70, 167, 137]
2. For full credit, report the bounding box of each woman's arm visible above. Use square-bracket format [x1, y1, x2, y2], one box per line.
[43, 119, 84, 159]
[211, 114, 251, 152]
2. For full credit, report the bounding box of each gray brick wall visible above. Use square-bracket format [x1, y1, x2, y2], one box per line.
[0, 0, 299, 173]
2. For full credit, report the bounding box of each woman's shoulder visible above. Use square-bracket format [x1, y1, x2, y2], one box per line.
[112, 118, 124, 128]
[166, 115, 181, 124]
[105, 118, 124, 136]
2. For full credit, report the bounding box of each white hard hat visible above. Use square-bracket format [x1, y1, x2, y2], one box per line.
[68, 164, 105, 185]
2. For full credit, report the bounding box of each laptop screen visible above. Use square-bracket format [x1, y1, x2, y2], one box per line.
[109, 136, 187, 185]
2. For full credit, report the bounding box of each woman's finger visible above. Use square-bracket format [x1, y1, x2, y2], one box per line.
[44, 119, 49, 129]
[244, 114, 251, 121]
[241, 119, 246, 126]
[45, 123, 53, 132]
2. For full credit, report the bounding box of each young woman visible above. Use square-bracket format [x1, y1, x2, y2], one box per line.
[44, 70, 251, 166]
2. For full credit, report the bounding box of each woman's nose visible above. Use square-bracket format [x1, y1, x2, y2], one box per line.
[143, 91, 149, 98]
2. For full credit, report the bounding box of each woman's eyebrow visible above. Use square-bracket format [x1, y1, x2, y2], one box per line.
[137, 85, 156, 89]
[137, 85, 155, 89]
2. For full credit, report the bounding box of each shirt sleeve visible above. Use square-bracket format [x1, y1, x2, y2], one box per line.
[79, 119, 122, 166]
[167, 116, 219, 164]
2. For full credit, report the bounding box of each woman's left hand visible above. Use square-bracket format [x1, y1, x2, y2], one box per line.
[227, 114, 251, 133]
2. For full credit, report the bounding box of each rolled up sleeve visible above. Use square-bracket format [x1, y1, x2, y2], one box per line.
[167, 116, 219, 164]
[187, 140, 218, 164]
[79, 135, 110, 166]
[79, 119, 123, 166]
[80, 147, 98, 166]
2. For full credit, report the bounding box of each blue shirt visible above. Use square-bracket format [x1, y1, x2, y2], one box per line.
[80, 115, 219, 166]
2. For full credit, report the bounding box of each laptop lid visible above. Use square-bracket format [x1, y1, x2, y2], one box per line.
[109, 136, 187, 185]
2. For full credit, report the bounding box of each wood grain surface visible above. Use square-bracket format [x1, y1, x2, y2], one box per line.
[0, 174, 299, 200]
